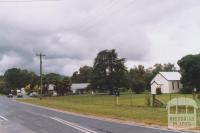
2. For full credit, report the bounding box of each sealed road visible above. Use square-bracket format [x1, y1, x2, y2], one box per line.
[0, 96, 194, 133]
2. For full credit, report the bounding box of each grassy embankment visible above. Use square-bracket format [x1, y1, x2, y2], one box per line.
[18, 93, 200, 127]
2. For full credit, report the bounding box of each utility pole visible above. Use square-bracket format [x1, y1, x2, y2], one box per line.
[36, 53, 45, 100]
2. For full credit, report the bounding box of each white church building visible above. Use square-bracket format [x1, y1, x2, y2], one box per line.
[151, 72, 183, 94]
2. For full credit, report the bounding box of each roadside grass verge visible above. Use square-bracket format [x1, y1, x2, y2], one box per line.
[18, 93, 200, 127]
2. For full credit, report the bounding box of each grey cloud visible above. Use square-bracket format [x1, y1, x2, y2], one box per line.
[0, 0, 200, 75]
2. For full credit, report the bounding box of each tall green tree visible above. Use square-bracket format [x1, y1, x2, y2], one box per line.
[152, 63, 176, 75]
[163, 63, 176, 71]
[29, 74, 39, 92]
[91, 49, 128, 94]
[4, 68, 35, 90]
[79, 66, 93, 83]
[55, 77, 71, 96]
[0, 76, 8, 94]
[44, 73, 63, 84]
[71, 66, 93, 83]
[71, 71, 79, 83]
[129, 65, 150, 93]
[178, 54, 200, 92]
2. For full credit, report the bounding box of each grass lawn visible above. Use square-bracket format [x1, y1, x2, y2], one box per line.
[18, 93, 200, 127]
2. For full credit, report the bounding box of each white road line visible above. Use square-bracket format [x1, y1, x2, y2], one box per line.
[0, 115, 8, 121]
[50, 117, 98, 133]
[17, 102, 195, 133]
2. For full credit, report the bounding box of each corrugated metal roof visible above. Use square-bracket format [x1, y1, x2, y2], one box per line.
[71, 83, 90, 90]
[159, 72, 181, 81]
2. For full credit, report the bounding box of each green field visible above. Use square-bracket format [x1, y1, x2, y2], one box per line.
[19, 93, 200, 127]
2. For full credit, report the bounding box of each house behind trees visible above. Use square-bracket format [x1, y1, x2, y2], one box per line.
[71, 83, 90, 94]
[47, 84, 57, 96]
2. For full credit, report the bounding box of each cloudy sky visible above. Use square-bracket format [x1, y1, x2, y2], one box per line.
[0, 0, 200, 76]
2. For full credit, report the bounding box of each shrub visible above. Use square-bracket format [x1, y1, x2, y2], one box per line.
[131, 80, 145, 94]
[1, 88, 10, 95]
[197, 94, 200, 100]
[181, 87, 193, 94]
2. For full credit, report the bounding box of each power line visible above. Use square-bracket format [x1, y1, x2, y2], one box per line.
[60, 0, 122, 34]
[71, 0, 123, 33]
[61, 0, 137, 44]
[84, 0, 137, 31]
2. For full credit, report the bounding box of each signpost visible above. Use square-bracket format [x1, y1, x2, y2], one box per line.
[114, 90, 120, 105]
[193, 88, 197, 99]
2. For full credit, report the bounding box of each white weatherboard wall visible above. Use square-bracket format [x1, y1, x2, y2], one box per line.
[151, 73, 169, 94]
[168, 80, 183, 93]
[151, 72, 182, 94]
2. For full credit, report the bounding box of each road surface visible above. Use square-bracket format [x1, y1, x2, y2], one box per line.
[0, 96, 194, 133]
